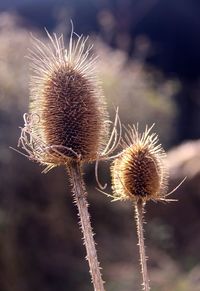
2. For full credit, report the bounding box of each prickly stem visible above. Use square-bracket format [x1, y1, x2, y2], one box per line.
[134, 199, 150, 291]
[68, 161, 105, 291]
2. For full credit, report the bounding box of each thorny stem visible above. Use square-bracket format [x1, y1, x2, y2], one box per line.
[134, 199, 150, 291]
[68, 161, 105, 291]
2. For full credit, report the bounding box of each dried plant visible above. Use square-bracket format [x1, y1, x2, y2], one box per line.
[108, 124, 182, 291]
[14, 28, 121, 291]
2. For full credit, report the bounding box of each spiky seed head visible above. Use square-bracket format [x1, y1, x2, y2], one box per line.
[19, 30, 109, 168]
[111, 125, 168, 202]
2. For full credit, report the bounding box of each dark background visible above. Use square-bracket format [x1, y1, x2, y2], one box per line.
[0, 1, 200, 290]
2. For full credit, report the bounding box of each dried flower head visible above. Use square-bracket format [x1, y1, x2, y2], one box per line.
[111, 124, 168, 202]
[17, 29, 114, 171]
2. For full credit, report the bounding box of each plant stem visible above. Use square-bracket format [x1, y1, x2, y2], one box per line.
[68, 161, 105, 291]
[134, 199, 150, 291]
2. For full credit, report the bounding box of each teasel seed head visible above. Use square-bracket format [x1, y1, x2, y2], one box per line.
[18, 30, 110, 170]
[111, 125, 168, 202]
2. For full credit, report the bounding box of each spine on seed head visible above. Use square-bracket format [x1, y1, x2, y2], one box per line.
[20, 30, 109, 168]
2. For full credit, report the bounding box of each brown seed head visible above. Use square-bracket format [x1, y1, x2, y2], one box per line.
[111, 125, 168, 202]
[19, 30, 109, 169]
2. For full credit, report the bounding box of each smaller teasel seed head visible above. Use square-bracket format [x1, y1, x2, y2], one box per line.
[18, 29, 110, 170]
[111, 125, 168, 202]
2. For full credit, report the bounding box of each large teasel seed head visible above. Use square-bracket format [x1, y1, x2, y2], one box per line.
[19, 30, 109, 169]
[111, 125, 168, 202]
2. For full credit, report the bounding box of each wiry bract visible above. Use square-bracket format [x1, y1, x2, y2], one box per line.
[18, 30, 111, 170]
[111, 125, 168, 202]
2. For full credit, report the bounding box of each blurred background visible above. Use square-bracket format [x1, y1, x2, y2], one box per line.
[0, 1, 200, 290]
